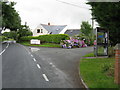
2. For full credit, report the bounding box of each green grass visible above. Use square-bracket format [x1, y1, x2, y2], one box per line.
[83, 52, 94, 57]
[80, 57, 120, 88]
[20, 42, 61, 48]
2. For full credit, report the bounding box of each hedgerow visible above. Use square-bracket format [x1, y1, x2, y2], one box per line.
[20, 34, 69, 44]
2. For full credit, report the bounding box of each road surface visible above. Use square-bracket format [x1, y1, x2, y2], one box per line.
[1, 42, 93, 88]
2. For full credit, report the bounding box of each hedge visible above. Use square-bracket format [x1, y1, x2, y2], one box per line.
[0, 36, 8, 42]
[20, 34, 69, 44]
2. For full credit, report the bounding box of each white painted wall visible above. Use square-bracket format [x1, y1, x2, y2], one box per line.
[33, 24, 48, 36]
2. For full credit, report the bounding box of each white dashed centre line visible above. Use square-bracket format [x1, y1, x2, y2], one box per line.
[37, 64, 41, 69]
[43, 74, 49, 82]
[33, 58, 36, 62]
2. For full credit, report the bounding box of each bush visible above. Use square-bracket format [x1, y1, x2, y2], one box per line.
[2, 31, 18, 40]
[20, 34, 69, 44]
[0, 36, 8, 42]
[19, 36, 38, 42]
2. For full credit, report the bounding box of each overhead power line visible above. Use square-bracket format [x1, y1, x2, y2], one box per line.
[56, 0, 90, 10]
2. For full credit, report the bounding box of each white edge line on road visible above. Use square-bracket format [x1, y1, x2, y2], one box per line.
[0, 49, 5, 55]
[42, 74, 49, 82]
[0, 43, 9, 55]
[6, 43, 9, 49]
[33, 58, 36, 62]
[37, 64, 41, 69]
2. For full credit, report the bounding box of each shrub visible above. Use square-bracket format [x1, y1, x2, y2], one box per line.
[0, 36, 8, 42]
[19, 36, 38, 42]
[20, 34, 69, 44]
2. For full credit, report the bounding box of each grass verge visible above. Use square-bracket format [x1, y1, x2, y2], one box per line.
[80, 57, 120, 88]
[20, 42, 61, 48]
[83, 52, 94, 57]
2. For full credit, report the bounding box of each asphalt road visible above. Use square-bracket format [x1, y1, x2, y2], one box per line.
[2, 43, 93, 88]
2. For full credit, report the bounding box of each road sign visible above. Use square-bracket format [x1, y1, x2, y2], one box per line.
[30, 39, 40, 45]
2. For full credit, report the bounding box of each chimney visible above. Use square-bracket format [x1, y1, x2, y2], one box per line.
[48, 22, 50, 25]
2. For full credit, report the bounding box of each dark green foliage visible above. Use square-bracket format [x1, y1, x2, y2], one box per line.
[19, 36, 38, 42]
[0, 36, 7, 41]
[17, 25, 33, 42]
[20, 34, 69, 44]
[18, 25, 33, 37]
[2, 31, 18, 40]
[1, 1, 21, 31]
[2, 32, 10, 38]
[87, 2, 120, 46]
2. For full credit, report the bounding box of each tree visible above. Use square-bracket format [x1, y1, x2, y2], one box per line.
[2, 31, 18, 40]
[80, 21, 93, 36]
[87, 2, 120, 46]
[1, 1, 21, 31]
[18, 25, 33, 37]
[17, 25, 33, 42]
[3, 25, 33, 41]
[80, 21, 94, 45]
[2, 32, 10, 38]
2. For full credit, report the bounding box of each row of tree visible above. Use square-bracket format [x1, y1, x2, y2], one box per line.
[0, 1, 32, 41]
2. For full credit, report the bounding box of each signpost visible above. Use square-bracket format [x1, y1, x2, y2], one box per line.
[30, 39, 40, 45]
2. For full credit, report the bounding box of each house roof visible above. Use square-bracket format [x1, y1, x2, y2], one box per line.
[65, 29, 80, 36]
[41, 24, 67, 34]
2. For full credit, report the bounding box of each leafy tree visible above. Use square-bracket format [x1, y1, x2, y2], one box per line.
[1, 1, 21, 31]
[17, 25, 33, 42]
[80, 21, 93, 36]
[2, 31, 18, 40]
[87, 2, 120, 46]
[2, 32, 10, 37]
[3, 25, 33, 41]
[18, 25, 33, 37]
[80, 21, 94, 45]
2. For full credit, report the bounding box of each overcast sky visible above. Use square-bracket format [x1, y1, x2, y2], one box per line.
[13, 0, 93, 30]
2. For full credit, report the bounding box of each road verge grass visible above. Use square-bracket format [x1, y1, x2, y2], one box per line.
[20, 42, 61, 48]
[80, 56, 120, 88]
[83, 52, 94, 57]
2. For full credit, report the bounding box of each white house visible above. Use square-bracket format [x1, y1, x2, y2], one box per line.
[33, 23, 67, 36]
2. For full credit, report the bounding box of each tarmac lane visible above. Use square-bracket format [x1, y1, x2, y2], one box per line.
[2, 43, 93, 88]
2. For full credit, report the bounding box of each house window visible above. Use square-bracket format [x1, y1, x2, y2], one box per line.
[41, 29, 43, 33]
[37, 29, 40, 33]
